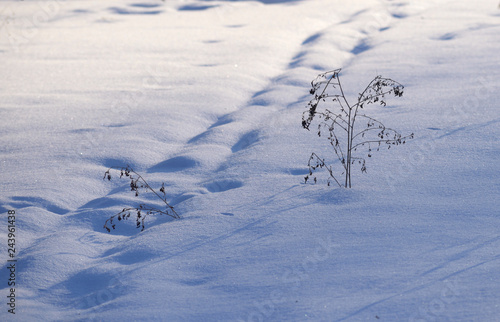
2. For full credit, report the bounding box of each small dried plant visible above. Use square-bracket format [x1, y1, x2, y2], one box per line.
[103, 165, 179, 232]
[302, 68, 414, 188]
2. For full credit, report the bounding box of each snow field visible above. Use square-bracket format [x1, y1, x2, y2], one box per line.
[1, 0, 499, 321]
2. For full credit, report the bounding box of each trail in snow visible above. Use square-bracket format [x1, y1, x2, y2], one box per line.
[1, 0, 499, 321]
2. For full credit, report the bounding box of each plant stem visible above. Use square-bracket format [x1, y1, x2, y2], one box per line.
[337, 74, 352, 188]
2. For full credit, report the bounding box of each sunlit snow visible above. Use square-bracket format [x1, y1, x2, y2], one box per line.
[1, 0, 499, 321]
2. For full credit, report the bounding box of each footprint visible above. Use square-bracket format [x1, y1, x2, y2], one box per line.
[178, 4, 218, 11]
[187, 115, 235, 144]
[69, 128, 97, 134]
[231, 130, 260, 153]
[340, 9, 369, 24]
[171, 192, 199, 205]
[108, 6, 162, 15]
[301, 32, 322, 45]
[78, 197, 125, 210]
[210, 114, 235, 129]
[203, 40, 222, 44]
[437, 32, 457, 41]
[111, 249, 158, 265]
[197, 63, 218, 67]
[351, 39, 371, 55]
[102, 158, 135, 169]
[289, 51, 307, 68]
[148, 156, 198, 173]
[130, 3, 161, 8]
[179, 276, 215, 286]
[390, 12, 408, 19]
[61, 269, 125, 308]
[250, 89, 275, 106]
[204, 179, 243, 193]
[288, 168, 310, 176]
[10, 196, 69, 215]
[73, 9, 92, 14]
[187, 129, 215, 144]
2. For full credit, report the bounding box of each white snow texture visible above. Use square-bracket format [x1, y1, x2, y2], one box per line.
[0, 0, 499, 321]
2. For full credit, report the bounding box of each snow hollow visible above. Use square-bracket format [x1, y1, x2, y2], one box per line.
[0, 0, 499, 321]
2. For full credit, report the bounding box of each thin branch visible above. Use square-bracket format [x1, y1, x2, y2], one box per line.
[350, 133, 413, 151]
[318, 111, 349, 132]
[303, 69, 341, 130]
[103, 166, 180, 232]
[306, 153, 342, 188]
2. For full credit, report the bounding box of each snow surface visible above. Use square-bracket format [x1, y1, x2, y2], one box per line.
[1, 0, 499, 321]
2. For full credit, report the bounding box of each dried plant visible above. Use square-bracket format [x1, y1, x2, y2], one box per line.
[302, 68, 414, 188]
[103, 165, 179, 232]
